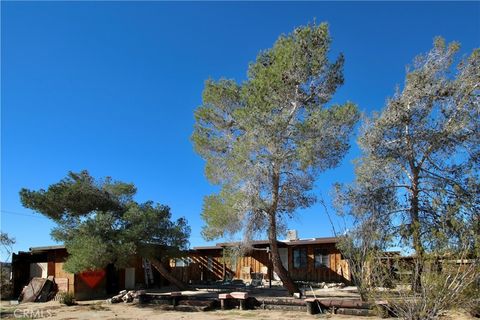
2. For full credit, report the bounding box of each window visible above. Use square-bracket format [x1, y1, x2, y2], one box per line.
[174, 258, 190, 267]
[293, 248, 307, 269]
[314, 249, 329, 268]
[207, 256, 213, 271]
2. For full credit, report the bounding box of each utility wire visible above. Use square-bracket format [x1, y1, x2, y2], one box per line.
[0, 210, 46, 219]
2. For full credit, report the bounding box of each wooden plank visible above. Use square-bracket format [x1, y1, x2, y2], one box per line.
[47, 261, 55, 277]
[307, 246, 314, 274]
[54, 262, 75, 293]
[55, 278, 69, 293]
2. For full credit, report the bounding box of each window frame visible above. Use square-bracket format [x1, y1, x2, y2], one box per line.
[174, 257, 190, 267]
[314, 248, 330, 269]
[292, 247, 307, 269]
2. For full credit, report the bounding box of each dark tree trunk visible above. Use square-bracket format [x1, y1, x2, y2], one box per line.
[149, 257, 188, 291]
[410, 167, 424, 293]
[268, 169, 299, 295]
[267, 211, 299, 295]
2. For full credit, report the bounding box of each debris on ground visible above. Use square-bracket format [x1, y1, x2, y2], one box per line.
[296, 281, 346, 290]
[19, 276, 58, 303]
[106, 290, 145, 304]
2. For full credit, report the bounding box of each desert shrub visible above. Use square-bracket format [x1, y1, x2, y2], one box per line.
[370, 256, 479, 320]
[468, 302, 480, 318]
[0, 265, 13, 300]
[0, 281, 13, 300]
[463, 279, 480, 318]
[58, 292, 76, 306]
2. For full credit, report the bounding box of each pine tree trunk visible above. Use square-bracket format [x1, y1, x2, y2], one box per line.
[410, 168, 424, 293]
[267, 211, 299, 295]
[149, 257, 188, 291]
[268, 169, 299, 295]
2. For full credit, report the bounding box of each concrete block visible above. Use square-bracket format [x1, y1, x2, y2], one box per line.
[230, 292, 248, 299]
[218, 293, 232, 299]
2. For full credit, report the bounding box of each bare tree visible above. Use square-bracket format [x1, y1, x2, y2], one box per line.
[0, 232, 15, 261]
[345, 38, 479, 291]
[0, 232, 15, 299]
[333, 38, 479, 319]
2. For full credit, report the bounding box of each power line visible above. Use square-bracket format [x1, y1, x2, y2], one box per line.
[0, 210, 47, 219]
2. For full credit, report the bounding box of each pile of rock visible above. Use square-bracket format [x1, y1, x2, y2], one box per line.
[324, 282, 346, 289]
[297, 281, 346, 289]
[106, 290, 145, 304]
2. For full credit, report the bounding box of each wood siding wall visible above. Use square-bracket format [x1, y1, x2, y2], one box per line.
[233, 250, 270, 280]
[54, 262, 75, 293]
[287, 244, 350, 283]
[170, 249, 272, 284]
[47, 249, 75, 294]
[12, 249, 149, 300]
[170, 250, 224, 283]
[171, 244, 351, 284]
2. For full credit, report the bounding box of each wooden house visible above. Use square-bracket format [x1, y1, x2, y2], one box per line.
[12, 236, 350, 300]
[170, 237, 351, 285]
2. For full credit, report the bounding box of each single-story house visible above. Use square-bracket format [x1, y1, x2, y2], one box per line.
[170, 236, 351, 285]
[12, 235, 351, 300]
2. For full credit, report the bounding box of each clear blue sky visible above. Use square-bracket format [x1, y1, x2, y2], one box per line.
[1, 1, 479, 260]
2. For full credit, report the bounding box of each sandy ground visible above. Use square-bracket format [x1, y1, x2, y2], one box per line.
[0, 300, 475, 320]
[0, 299, 375, 320]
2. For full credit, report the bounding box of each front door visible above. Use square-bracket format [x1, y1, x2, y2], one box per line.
[125, 268, 135, 290]
[279, 248, 288, 270]
[274, 248, 289, 280]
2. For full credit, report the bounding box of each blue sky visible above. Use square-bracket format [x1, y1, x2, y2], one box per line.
[1, 2, 479, 260]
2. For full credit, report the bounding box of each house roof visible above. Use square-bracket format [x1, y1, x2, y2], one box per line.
[193, 237, 339, 251]
[282, 237, 340, 246]
[190, 245, 223, 251]
[28, 237, 340, 253]
[29, 245, 66, 252]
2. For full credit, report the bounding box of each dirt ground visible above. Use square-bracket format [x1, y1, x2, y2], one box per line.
[0, 300, 475, 320]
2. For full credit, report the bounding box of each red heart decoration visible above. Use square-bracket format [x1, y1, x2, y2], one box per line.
[79, 269, 106, 288]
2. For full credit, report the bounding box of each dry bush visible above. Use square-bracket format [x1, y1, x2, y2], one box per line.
[58, 292, 76, 306]
[368, 253, 479, 320]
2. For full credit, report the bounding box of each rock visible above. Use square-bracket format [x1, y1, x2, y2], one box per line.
[121, 291, 137, 303]
[133, 290, 145, 298]
[109, 292, 126, 303]
[108, 289, 145, 304]
[122, 294, 134, 303]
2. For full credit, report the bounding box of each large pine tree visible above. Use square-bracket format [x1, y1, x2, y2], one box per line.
[192, 23, 359, 294]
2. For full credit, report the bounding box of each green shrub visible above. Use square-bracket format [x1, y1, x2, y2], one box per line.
[58, 292, 76, 306]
